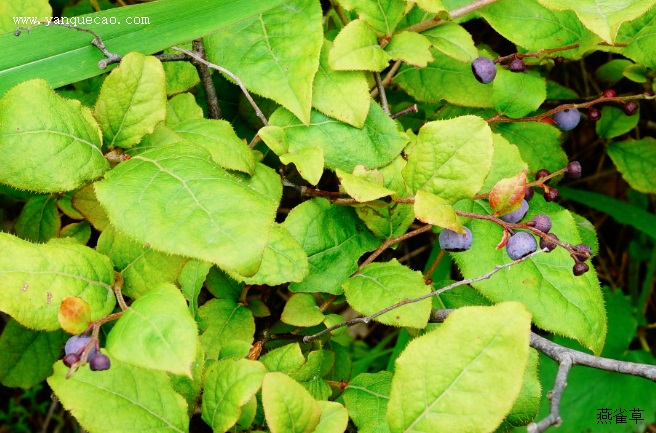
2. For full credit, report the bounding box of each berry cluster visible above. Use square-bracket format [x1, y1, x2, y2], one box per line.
[63, 334, 110, 371]
[438, 161, 592, 276]
[471, 55, 528, 85]
[586, 89, 639, 124]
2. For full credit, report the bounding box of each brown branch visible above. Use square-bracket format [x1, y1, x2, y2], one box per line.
[191, 39, 222, 120]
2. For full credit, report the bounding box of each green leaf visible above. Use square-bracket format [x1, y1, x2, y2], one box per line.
[281, 293, 325, 327]
[595, 59, 634, 82]
[403, 116, 494, 202]
[170, 344, 205, 417]
[202, 359, 267, 433]
[387, 302, 531, 433]
[262, 372, 322, 433]
[313, 39, 370, 128]
[344, 260, 432, 328]
[452, 200, 607, 354]
[0, 0, 51, 34]
[130, 123, 185, 155]
[172, 119, 255, 174]
[329, 20, 392, 71]
[394, 51, 495, 107]
[283, 198, 379, 294]
[336, 168, 397, 202]
[15, 195, 61, 242]
[415, 0, 447, 13]
[595, 105, 640, 139]
[178, 259, 212, 318]
[421, 22, 478, 62]
[197, 299, 255, 359]
[623, 19, 656, 68]
[205, 267, 243, 302]
[0, 79, 108, 192]
[96, 226, 187, 299]
[497, 349, 541, 431]
[343, 371, 393, 433]
[60, 221, 92, 245]
[0, 0, 289, 96]
[559, 186, 656, 240]
[94, 52, 166, 149]
[57, 192, 85, 220]
[106, 284, 198, 376]
[163, 49, 200, 97]
[94, 143, 277, 277]
[280, 147, 325, 186]
[269, 101, 408, 172]
[205, 0, 322, 125]
[48, 357, 189, 433]
[622, 63, 649, 82]
[607, 138, 656, 193]
[260, 343, 307, 374]
[227, 224, 310, 286]
[536, 0, 656, 43]
[314, 401, 350, 433]
[291, 350, 335, 400]
[413, 190, 463, 232]
[479, 0, 600, 58]
[72, 184, 110, 231]
[493, 70, 547, 118]
[0, 234, 115, 331]
[385, 32, 434, 67]
[339, 0, 407, 35]
[0, 319, 66, 388]
[165, 93, 204, 127]
[481, 133, 528, 192]
[493, 122, 567, 175]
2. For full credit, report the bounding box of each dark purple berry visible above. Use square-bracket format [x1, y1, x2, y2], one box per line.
[553, 108, 581, 131]
[506, 232, 538, 260]
[573, 243, 592, 262]
[540, 233, 559, 252]
[644, 89, 655, 97]
[439, 227, 473, 252]
[64, 335, 96, 360]
[63, 353, 80, 367]
[471, 57, 497, 84]
[573, 262, 590, 276]
[509, 58, 526, 72]
[622, 101, 639, 116]
[587, 107, 601, 122]
[544, 188, 559, 202]
[530, 214, 552, 233]
[500, 199, 529, 223]
[524, 187, 534, 201]
[566, 161, 582, 179]
[554, 57, 564, 66]
[536, 169, 551, 182]
[602, 89, 616, 99]
[89, 353, 111, 371]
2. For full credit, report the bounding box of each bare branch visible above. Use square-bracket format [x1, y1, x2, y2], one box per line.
[191, 39, 222, 120]
[527, 355, 571, 433]
[374, 72, 390, 115]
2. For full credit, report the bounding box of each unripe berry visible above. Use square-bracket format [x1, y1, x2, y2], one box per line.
[602, 89, 616, 98]
[587, 107, 601, 122]
[500, 199, 529, 223]
[506, 232, 538, 260]
[566, 161, 582, 179]
[89, 353, 111, 371]
[573, 262, 590, 276]
[509, 58, 526, 72]
[622, 101, 639, 116]
[540, 233, 559, 252]
[553, 108, 581, 131]
[530, 214, 552, 233]
[439, 227, 473, 252]
[544, 188, 559, 202]
[471, 57, 497, 84]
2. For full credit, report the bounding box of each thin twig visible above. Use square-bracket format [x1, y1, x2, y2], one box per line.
[424, 249, 445, 281]
[371, 60, 402, 97]
[400, 0, 500, 34]
[191, 39, 222, 120]
[302, 249, 543, 343]
[527, 355, 571, 433]
[374, 72, 390, 115]
[358, 224, 433, 270]
[391, 104, 418, 119]
[113, 272, 128, 311]
[171, 46, 269, 126]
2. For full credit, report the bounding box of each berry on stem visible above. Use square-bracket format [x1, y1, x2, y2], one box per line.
[622, 101, 639, 116]
[506, 232, 538, 260]
[544, 188, 559, 202]
[587, 107, 601, 122]
[89, 353, 111, 371]
[566, 161, 582, 179]
[573, 262, 590, 276]
[439, 227, 473, 252]
[602, 89, 616, 98]
[540, 233, 559, 252]
[63, 353, 80, 367]
[509, 58, 526, 72]
[524, 187, 535, 201]
[471, 57, 497, 84]
[64, 334, 96, 360]
[500, 199, 529, 223]
[530, 214, 552, 233]
[536, 169, 550, 182]
[553, 108, 581, 131]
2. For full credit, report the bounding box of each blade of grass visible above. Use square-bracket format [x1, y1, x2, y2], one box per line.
[0, 0, 286, 96]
